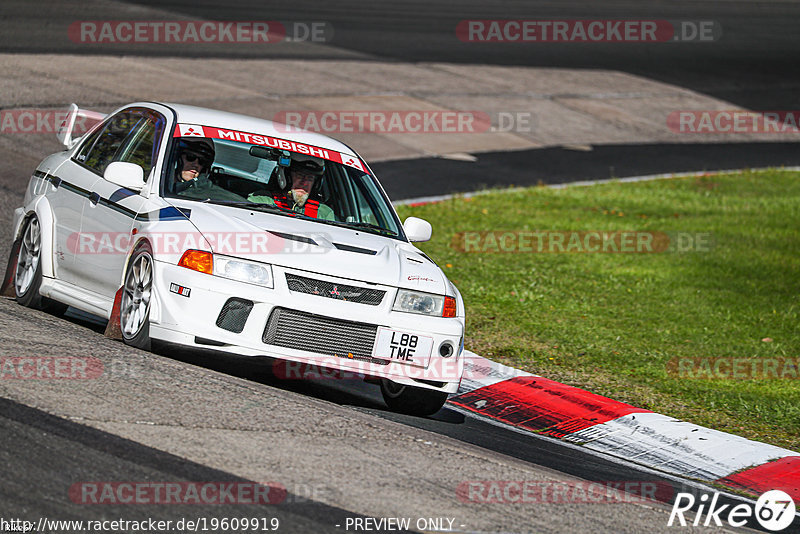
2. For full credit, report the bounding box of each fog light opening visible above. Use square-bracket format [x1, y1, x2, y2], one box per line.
[439, 342, 454, 358]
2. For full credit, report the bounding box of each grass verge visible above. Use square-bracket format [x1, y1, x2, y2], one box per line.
[397, 169, 800, 451]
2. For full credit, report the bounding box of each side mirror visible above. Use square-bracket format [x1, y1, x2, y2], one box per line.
[403, 217, 432, 242]
[104, 162, 144, 191]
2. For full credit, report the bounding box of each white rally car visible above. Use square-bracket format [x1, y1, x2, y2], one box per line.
[2, 102, 465, 416]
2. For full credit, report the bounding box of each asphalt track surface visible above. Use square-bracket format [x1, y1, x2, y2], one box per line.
[0, 398, 367, 534]
[4, 0, 800, 110]
[1, 1, 798, 532]
[4, 0, 800, 194]
[0, 310, 768, 533]
[373, 141, 800, 200]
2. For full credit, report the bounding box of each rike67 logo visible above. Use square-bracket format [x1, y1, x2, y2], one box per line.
[669, 490, 795, 531]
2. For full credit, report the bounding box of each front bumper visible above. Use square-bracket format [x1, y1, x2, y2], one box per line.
[149, 261, 465, 393]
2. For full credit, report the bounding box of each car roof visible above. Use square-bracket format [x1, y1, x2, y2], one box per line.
[162, 102, 357, 157]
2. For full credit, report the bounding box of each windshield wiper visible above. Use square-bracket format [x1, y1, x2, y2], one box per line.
[203, 200, 290, 214]
[198, 201, 397, 234]
[339, 221, 398, 236]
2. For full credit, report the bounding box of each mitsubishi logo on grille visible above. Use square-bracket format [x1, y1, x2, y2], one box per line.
[285, 273, 378, 303]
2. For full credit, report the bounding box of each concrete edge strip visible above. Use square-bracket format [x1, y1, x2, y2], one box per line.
[394, 166, 800, 207]
[447, 352, 800, 500]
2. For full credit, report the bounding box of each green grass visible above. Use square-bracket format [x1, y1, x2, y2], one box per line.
[397, 169, 800, 450]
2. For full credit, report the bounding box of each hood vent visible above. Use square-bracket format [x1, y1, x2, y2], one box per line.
[417, 252, 436, 264]
[267, 231, 318, 246]
[333, 242, 377, 255]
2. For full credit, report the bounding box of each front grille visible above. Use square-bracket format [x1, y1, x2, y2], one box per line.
[216, 298, 254, 333]
[285, 273, 385, 306]
[263, 307, 385, 363]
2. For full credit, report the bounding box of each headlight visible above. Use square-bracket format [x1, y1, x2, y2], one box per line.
[393, 289, 455, 317]
[213, 255, 273, 288]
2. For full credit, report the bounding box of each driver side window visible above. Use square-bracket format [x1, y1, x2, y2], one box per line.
[73, 108, 166, 180]
[117, 111, 166, 179]
[75, 110, 139, 175]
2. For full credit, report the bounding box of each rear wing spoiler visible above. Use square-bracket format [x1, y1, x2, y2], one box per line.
[56, 103, 106, 149]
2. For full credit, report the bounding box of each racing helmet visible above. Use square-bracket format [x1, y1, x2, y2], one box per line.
[277, 154, 325, 192]
[173, 137, 215, 192]
[290, 154, 325, 177]
[175, 138, 215, 173]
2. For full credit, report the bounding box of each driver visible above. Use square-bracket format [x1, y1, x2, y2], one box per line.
[248, 155, 335, 221]
[172, 138, 244, 202]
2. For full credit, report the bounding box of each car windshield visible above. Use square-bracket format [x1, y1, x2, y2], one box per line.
[163, 136, 403, 238]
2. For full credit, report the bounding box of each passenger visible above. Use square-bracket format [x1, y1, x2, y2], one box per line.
[172, 138, 243, 202]
[248, 155, 335, 221]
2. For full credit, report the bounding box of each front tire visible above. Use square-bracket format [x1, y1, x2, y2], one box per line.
[15, 215, 67, 315]
[120, 244, 153, 351]
[380, 379, 448, 417]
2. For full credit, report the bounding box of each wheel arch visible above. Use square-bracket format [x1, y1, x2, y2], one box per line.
[22, 197, 57, 279]
[106, 237, 156, 339]
[124, 237, 159, 324]
[117, 236, 154, 288]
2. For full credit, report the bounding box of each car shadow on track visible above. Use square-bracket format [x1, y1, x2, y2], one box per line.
[157, 339, 462, 416]
[156, 341, 470, 425]
[62, 305, 466, 421]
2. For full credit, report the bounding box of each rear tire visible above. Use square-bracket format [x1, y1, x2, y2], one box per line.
[380, 379, 448, 417]
[120, 244, 153, 351]
[14, 215, 67, 315]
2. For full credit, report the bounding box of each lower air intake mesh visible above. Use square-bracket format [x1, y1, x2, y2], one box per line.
[215, 298, 254, 333]
[263, 307, 382, 362]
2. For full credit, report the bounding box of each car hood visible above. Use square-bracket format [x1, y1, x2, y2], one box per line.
[166, 199, 449, 294]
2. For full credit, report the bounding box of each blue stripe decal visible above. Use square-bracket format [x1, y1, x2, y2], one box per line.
[159, 206, 190, 220]
[34, 169, 191, 222]
[109, 188, 137, 203]
[135, 206, 192, 221]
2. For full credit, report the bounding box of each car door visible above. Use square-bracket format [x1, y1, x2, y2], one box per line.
[47, 113, 134, 286]
[78, 108, 167, 299]
[45, 154, 89, 286]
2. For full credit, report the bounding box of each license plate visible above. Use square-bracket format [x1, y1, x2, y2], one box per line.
[373, 328, 433, 368]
